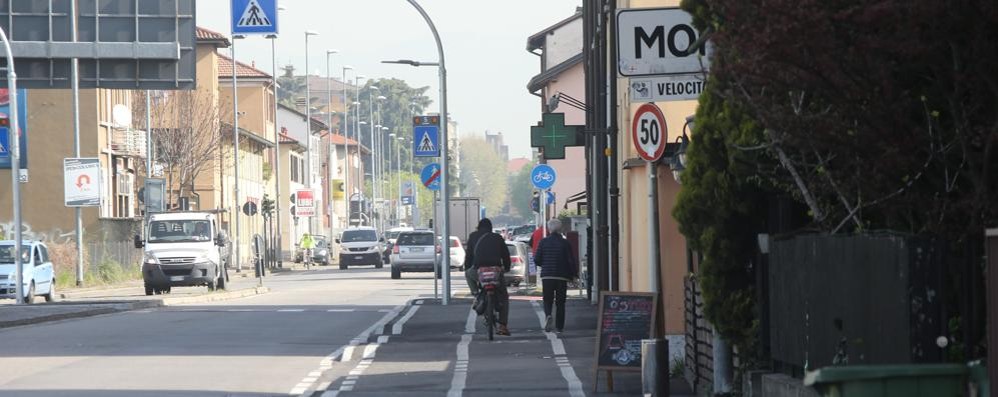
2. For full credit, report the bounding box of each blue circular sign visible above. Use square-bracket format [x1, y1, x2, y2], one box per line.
[420, 163, 442, 191]
[530, 164, 557, 190]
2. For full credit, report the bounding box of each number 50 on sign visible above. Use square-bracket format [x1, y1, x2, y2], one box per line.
[631, 103, 668, 162]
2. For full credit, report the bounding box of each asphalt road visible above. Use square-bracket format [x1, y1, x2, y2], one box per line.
[0, 267, 451, 397]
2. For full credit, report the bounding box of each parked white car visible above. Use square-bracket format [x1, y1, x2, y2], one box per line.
[438, 236, 465, 270]
[0, 240, 57, 303]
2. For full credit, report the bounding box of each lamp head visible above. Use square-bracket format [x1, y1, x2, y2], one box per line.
[327, 49, 339, 55]
[305, 30, 319, 36]
[377, 96, 387, 100]
[343, 65, 354, 71]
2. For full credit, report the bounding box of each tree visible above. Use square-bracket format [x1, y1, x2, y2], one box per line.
[509, 160, 537, 222]
[458, 137, 508, 215]
[134, 89, 228, 204]
[683, 0, 998, 240]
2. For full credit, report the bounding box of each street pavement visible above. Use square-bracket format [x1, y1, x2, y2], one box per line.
[0, 267, 690, 396]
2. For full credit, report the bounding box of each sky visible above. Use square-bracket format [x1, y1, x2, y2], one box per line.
[199, 0, 582, 159]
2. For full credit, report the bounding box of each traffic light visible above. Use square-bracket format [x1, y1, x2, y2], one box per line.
[261, 194, 275, 218]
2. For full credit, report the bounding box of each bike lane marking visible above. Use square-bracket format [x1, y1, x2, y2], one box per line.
[531, 301, 586, 397]
[288, 304, 404, 396]
[446, 308, 477, 397]
[392, 304, 421, 335]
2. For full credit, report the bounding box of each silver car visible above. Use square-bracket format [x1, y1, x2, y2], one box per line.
[390, 231, 440, 279]
[505, 241, 528, 286]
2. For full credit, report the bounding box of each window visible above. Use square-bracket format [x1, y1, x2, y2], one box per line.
[397, 233, 434, 246]
[290, 154, 301, 183]
[341, 229, 378, 242]
[33, 246, 42, 265]
[38, 245, 49, 263]
[148, 220, 213, 243]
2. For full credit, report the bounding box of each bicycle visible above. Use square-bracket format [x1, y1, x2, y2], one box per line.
[477, 265, 503, 341]
[533, 171, 553, 184]
[303, 248, 312, 270]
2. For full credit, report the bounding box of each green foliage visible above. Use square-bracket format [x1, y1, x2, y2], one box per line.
[459, 137, 509, 214]
[509, 160, 537, 222]
[672, 81, 770, 357]
[56, 259, 141, 289]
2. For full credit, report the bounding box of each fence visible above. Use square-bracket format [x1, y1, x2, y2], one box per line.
[685, 274, 715, 392]
[767, 232, 946, 372]
[86, 240, 141, 271]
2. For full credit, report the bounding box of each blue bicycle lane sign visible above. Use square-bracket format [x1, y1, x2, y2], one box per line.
[530, 164, 556, 190]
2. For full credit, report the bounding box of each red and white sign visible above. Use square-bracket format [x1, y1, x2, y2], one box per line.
[64, 158, 101, 207]
[632, 103, 668, 161]
[295, 189, 315, 217]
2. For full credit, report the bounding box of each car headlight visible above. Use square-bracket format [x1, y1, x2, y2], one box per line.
[143, 254, 159, 265]
[195, 254, 211, 264]
[319, 249, 328, 256]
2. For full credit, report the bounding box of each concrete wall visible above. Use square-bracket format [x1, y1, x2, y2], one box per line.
[545, 17, 584, 67]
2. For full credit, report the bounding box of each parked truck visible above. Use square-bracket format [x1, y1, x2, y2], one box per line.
[435, 197, 482, 244]
[133, 211, 230, 295]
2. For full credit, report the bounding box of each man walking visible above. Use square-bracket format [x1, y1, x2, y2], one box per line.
[534, 218, 577, 333]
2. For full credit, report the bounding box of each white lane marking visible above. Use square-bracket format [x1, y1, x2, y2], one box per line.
[447, 309, 477, 397]
[392, 304, 421, 335]
[227, 309, 257, 312]
[332, 338, 385, 393]
[416, 299, 424, 305]
[327, 309, 355, 312]
[317, 381, 331, 390]
[289, 304, 405, 396]
[308, 371, 322, 377]
[278, 309, 305, 312]
[531, 301, 585, 397]
[320, 391, 339, 397]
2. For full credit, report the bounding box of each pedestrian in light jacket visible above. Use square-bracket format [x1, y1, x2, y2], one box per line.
[534, 218, 577, 333]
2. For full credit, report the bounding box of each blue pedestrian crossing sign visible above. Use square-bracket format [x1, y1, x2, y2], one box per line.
[0, 126, 9, 160]
[413, 115, 441, 157]
[231, 0, 278, 35]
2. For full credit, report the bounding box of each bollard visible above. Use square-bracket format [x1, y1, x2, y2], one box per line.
[642, 338, 669, 397]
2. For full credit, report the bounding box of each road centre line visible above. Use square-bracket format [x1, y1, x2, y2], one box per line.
[531, 301, 585, 397]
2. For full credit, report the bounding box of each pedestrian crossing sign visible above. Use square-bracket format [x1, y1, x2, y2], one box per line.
[231, 0, 278, 35]
[412, 124, 440, 157]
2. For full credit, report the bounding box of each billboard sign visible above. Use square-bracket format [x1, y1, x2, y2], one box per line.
[0, 89, 28, 169]
[0, 0, 197, 90]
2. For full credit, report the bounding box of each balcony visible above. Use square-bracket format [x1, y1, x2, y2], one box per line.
[110, 127, 147, 157]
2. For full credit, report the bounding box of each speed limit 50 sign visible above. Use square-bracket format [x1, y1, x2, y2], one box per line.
[632, 103, 668, 161]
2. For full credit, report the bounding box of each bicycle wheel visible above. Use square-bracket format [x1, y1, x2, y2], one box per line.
[486, 292, 495, 341]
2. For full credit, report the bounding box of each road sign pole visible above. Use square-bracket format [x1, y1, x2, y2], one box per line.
[231, 36, 242, 273]
[2, 26, 24, 304]
[71, 0, 85, 287]
[648, 161, 659, 298]
[407, 0, 450, 304]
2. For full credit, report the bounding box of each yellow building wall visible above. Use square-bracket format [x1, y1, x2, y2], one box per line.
[0, 90, 103, 242]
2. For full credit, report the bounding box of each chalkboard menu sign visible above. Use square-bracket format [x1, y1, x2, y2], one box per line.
[594, 292, 657, 370]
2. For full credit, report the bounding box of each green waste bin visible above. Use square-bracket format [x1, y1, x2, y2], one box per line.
[804, 364, 968, 397]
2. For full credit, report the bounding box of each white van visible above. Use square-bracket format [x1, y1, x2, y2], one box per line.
[336, 227, 384, 270]
[134, 212, 229, 295]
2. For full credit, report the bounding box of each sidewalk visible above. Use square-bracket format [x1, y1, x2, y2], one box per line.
[0, 275, 268, 329]
[314, 294, 692, 396]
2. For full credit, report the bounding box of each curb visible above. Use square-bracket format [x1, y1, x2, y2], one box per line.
[1, 287, 269, 329]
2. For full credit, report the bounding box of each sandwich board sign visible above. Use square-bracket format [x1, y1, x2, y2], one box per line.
[64, 158, 101, 207]
[231, 0, 278, 35]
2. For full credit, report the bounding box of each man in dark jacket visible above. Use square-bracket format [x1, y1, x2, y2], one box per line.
[464, 218, 512, 335]
[534, 218, 577, 333]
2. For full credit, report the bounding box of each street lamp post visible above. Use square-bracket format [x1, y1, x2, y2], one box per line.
[396, 135, 404, 226]
[368, 85, 379, 229]
[383, 0, 451, 304]
[354, 76, 365, 223]
[231, 34, 245, 272]
[1, 25, 25, 304]
[303, 30, 319, 234]
[267, 5, 286, 269]
[326, 49, 339, 243]
[341, 65, 353, 229]
[389, 132, 396, 226]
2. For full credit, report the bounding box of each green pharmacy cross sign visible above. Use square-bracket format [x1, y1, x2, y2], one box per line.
[530, 113, 584, 160]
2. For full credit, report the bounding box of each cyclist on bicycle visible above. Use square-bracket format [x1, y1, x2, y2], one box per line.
[299, 232, 315, 266]
[465, 218, 512, 336]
